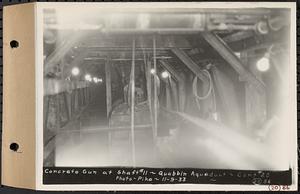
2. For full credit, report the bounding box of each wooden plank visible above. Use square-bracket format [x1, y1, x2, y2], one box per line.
[170, 79, 179, 111]
[55, 95, 61, 130]
[44, 96, 50, 129]
[241, 50, 267, 129]
[63, 92, 70, 121]
[211, 66, 242, 129]
[165, 81, 172, 109]
[201, 32, 265, 93]
[145, 59, 155, 132]
[159, 60, 185, 111]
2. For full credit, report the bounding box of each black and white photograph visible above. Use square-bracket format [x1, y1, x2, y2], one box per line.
[39, 2, 297, 189]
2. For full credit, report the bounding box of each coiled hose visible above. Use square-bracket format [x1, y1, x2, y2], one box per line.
[192, 69, 216, 112]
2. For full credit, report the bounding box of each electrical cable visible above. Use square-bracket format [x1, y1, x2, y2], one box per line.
[192, 69, 217, 115]
[192, 69, 213, 100]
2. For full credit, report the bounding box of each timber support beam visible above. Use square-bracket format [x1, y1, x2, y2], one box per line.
[201, 32, 265, 93]
[171, 48, 209, 84]
[44, 33, 84, 74]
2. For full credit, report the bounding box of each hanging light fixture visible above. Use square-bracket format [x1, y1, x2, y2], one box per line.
[256, 45, 274, 72]
[161, 71, 170, 79]
[150, 68, 156, 74]
[85, 74, 92, 82]
[93, 77, 98, 83]
[71, 67, 80, 76]
[256, 54, 270, 72]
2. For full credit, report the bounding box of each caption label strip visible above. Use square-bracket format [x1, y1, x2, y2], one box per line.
[43, 167, 292, 185]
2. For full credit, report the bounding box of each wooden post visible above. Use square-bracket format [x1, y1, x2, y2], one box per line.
[81, 88, 85, 106]
[105, 59, 113, 161]
[178, 75, 186, 112]
[153, 36, 158, 144]
[44, 96, 50, 129]
[145, 59, 155, 134]
[73, 86, 77, 115]
[130, 38, 136, 166]
[55, 95, 61, 132]
[70, 91, 74, 117]
[105, 60, 112, 118]
[78, 88, 81, 108]
[81, 88, 84, 107]
[63, 92, 70, 121]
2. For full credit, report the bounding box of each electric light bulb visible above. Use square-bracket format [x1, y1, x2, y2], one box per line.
[150, 69, 156, 74]
[85, 74, 91, 81]
[71, 67, 80, 76]
[93, 77, 98, 83]
[161, 71, 170, 79]
[256, 57, 270, 72]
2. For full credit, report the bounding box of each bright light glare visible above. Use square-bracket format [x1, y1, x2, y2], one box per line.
[150, 69, 156, 74]
[93, 77, 98, 83]
[256, 57, 270, 72]
[71, 67, 80, 76]
[161, 71, 170, 79]
[85, 74, 92, 82]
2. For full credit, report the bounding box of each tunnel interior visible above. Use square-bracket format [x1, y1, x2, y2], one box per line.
[43, 7, 291, 169]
